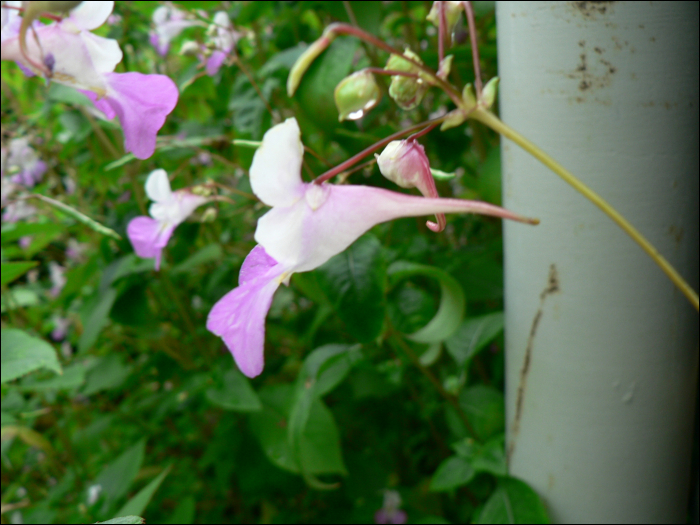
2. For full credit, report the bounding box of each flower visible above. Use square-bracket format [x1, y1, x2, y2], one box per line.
[376, 139, 445, 231]
[374, 490, 407, 525]
[2, 137, 47, 187]
[203, 11, 238, 77]
[127, 169, 208, 270]
[48, 261, 66, 297]
[1, 1, 179, 159]
[207, 118, 538, 377]
[149, 4, 199, 57]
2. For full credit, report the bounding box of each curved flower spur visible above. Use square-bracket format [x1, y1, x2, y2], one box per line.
[208, 118, 539, 378]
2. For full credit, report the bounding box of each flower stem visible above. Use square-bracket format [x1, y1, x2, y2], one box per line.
[313, 116, 446, 185]
[471, 108, 700, 312]
[326, 23, 463, 107]
[462, 1, 483, 98]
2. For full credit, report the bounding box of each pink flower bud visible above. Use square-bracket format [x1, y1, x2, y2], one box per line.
[376, 140, 446, 232]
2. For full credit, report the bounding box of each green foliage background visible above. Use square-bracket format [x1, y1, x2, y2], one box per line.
[1, 2, 549, 523]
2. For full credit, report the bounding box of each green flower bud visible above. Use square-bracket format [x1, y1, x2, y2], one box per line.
[385, 49, 428, 110]
[481, 77, 500, 109]
[334, 70, 381, 121]
[287, 25, 338, 97]
[426, 1, 464, 46]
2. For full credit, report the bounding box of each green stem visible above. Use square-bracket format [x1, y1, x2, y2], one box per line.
[471, 108, 699, 312]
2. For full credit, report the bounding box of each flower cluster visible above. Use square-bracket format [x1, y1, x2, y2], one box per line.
[1, 1, 179, 159]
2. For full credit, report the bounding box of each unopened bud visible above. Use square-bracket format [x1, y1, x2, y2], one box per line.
[180, 41, 201, 56]
[334, 70, 381, 121]
[376, 140, 446, 232]
[385, 49, 428, 110]
[287, 25, 338, 97]
[481, 77, 500, 109]
[426, 1, 464, 46]
[201, 207, 218, 222]
[437, 54, 454, 81]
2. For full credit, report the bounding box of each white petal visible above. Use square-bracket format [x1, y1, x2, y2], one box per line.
[69, 1, 114, 31]
[145, 169, 173, 203]
[80, 32, 122, 73]
[249, 117, 304, 207]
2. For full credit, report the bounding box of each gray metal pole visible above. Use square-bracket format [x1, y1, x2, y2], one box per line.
[497, 2, 699, 522]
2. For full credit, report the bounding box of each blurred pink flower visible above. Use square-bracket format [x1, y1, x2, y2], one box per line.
[375, 490, 407, 525]
[127, 169, 208, 270]
[207, 118, 537, 377]
[1, 1, 179, 159]
[2, 138, 47, 187]
[150, 4, 199, 56]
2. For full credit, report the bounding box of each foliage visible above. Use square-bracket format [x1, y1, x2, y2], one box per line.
[1, 1, 549, 523]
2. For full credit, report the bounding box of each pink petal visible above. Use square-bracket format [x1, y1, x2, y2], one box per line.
[256, 183, 538, 273]
[207, 246, 285, 378]
[126, 216, 174, 270]
[205, 50, 227, 76]
[87, 72, 179, 159]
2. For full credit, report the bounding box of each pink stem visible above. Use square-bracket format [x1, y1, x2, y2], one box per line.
[462, 1, 483, 98]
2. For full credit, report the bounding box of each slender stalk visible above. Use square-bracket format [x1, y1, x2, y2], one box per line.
[313, 116, 446, 184]
[471, 108, 700, 311]
[233, 55, 276, 120]
[463, 1, 483, 97]
[390, 334, 480, 441]
[438, 1, 446, 64]
[327, 23, 463, 107]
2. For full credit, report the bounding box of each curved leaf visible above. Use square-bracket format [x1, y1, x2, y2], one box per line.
[1, 329, 62, 384]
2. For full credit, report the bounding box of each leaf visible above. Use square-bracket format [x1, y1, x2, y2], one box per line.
[19, 362, 87, 392]
[459, 386, 506, 442]
[164, 496, 196, 525]
[1, 426, 54, 454]
[475, 477, 550, 524]
[1, 261, 39, 286]
[429, 456, 476, 492]
[81, 354, 131, 396]
[94, 440, 146, 505]
[316, 234, 386, 343]
[95, 517, 145, 524]
[1, 329, 62, 384]
[295, 36, 360, 129]
[78, 287, 118, 353]
[452, 435, 507, 477]
[1, 222, 65, 244]
[171, 243, 223, 274]
[446, 312, 505, 366]
[27, 194, 121, 240]
[115, 464, 172, 517]
[388, 261, 465, 343]
[206, 368, 262, 412]
[249, 385, 346, 478]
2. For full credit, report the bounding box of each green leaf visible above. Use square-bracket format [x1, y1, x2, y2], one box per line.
[475, 477, 550, 524]
[430, 456, 476, 492]
[446, 312, 504, 366]
[19, 362, 86, 392]
[164, 496, 195, 525]
[316, 234, 386, 343]
[115, 464, 172, 517]
[296, 344, 360, 397]
[171, 243, 223, 274]
[82, 354, 131, 396]
[1, 222, 65, 244]
[206, 368, 262, 412]
[27, 194, 121, 240]
[95, 516, 145, 524]
[1, 329, 62, 384]
[78, 287, 118, 353]
[452, 435, 507, 477]
[388, 261, 465, 343]
[94, 440, 146, 504]
[0, 261, 39, 286]
[249, 385, 346, 478]
[295, 36, 360, 130]
[459, 386, 505, 441]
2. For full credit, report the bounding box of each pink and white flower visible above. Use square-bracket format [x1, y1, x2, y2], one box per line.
[1, 1, 179, 160]
[204, 11, 238, 76]
[150, 4, 199, 57]
[207, 118, 538, 377]
[127, 169, 208, 270]
[2, 137, 47, 187]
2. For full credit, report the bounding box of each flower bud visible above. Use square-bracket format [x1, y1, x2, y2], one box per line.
[287, 25, 338, 97]
[334, 70, 381, 121]
[179, 41, 201, 56]
[376, 140, 446, 232]
[481, 76, 500, 109]
[385, 49, 428, 110]
[426, 1, 464, 46]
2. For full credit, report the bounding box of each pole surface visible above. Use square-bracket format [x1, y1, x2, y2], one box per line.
[497, 2, 699, 522]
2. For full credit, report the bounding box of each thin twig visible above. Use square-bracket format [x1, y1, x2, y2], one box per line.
[463, 1, 483, 97]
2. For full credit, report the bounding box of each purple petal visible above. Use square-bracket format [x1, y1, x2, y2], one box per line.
[86, 72, 179, 159]
[207, 246, 285, 378]
[205, 50, 227, 76]
[126, 216, 175, 270]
